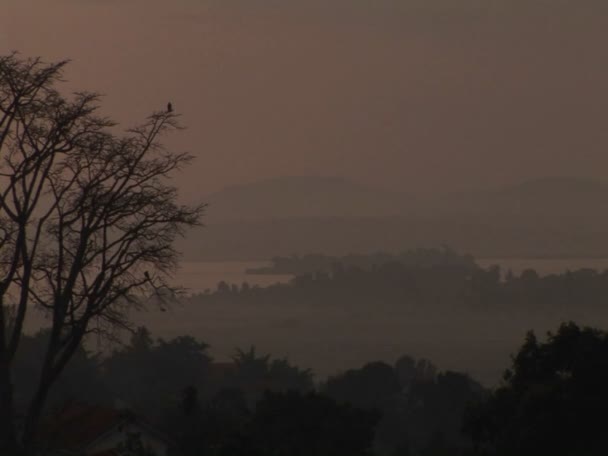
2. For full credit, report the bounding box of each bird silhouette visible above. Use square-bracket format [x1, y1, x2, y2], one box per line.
[167, 102, 173, 113]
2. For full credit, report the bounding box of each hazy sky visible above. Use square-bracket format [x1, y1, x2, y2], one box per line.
[2, 0, 608, 197]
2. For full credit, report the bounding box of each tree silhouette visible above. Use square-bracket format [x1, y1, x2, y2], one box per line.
[0, 53, 203, 453]
[249, 391, 380, 456]
[465, 322, 608, 455]
[232, 346, 270, 381]
[325, 361, 401, 411]
[228, 346, 313, 405]
[103, 331, 211, 420]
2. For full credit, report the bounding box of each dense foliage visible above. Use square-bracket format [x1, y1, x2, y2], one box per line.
[16, 319, 608, 455]
[465, 322, 608, 456]
[14, 326, 487, 456]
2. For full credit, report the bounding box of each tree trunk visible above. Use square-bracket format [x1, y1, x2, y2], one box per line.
[0, 290, 20, 455]
[0, 358, 19, 455]
[21, 380, 51, 455]
[21, 334, 83, 454]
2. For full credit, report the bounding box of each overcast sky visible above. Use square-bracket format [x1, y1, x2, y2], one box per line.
[2, 0, 607, 197]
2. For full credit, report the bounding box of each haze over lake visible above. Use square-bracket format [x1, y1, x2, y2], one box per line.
[174, 261, 292, 295]
[23, 254, 608, 386]
[174, 257, 608, 295]
[137, 256, 608, 387]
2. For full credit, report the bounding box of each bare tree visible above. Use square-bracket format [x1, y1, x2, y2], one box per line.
[0, 53, 204, 453]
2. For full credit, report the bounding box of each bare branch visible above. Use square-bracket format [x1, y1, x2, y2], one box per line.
[0, 54, 204, 451]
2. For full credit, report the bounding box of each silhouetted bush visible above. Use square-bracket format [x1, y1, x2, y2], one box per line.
[465, 322, 608, 455]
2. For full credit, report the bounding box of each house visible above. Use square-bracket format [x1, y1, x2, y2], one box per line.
[38, 403, 171, 456]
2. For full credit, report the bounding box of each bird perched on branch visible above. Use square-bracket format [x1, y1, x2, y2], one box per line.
[167, 102, 173, 113]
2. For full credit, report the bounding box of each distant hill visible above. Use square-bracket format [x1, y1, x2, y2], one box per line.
[203, 176, 407, 221]
[500, 176, 608, 196]
[204, 175, 608, 222]
[502, 177, 608, 216]
[439, 177, 608, 219]
[181, 176, 608, 260]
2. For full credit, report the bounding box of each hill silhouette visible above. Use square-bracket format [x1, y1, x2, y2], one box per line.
[439, 176, 608, 219]
[182, 176, 608, 260]
[203, 176, 406, 221]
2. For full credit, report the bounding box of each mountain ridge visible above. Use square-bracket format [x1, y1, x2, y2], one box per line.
[203, 175, 407, 221]
[202, 175, 608, 221]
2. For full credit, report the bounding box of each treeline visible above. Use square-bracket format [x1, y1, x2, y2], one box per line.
[193, 260, 608, 316]
[17, 328, 484, 456]
[20, 322, 608, 455]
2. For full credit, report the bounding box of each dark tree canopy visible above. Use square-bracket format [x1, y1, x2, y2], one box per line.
[248, 391, 380, 456]
[465, 322, 608, 456]
[325, 361, 402, 411]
